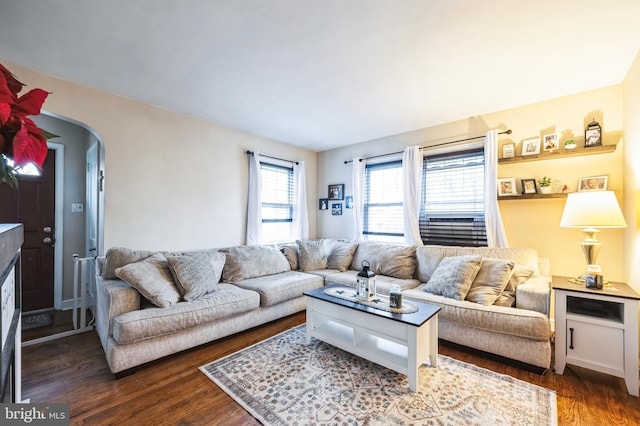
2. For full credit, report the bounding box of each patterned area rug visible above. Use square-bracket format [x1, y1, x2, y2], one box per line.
[200, 325, 557, 425]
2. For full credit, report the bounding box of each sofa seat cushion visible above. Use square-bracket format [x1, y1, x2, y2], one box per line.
[303, 268, 341, 279]
[403, 286, 550, 341]
[324, 270, 421, 295]
[112, 284, 260, 345]
[233, 271, 324, 307]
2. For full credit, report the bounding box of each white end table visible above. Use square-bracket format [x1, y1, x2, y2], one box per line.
[553, 276, 639, 396]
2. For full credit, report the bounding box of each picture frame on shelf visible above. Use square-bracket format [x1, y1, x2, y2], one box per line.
[543, 133, 559, 152]
[521, 138, 541, 156]
[502, 143, 515, 159]
[328, 184, 344, 200]
[332, 203, 342, 215]
[521, 178, 537, 194]
[497, 178, 517, 196]
[585, 119, 602, 147]
[578, 175, 608, 191]
[319, 198, 328, 210]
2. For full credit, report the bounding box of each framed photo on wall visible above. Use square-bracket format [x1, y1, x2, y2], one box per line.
[328, 184, 344, 200]
[578, 175, 608, 191]
[543, 133, 559, 152]
[345, 195, 353, 208]
[521, 138, 541, 156]
[521, 178, 537, 194]
[497, 178, 517, 196]
[332, 203, 342, 215]
[319, 198, 328, 210]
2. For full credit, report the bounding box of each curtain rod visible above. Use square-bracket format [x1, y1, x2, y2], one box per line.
[246, 150, 299, 165]
[343, 129, 512, 164]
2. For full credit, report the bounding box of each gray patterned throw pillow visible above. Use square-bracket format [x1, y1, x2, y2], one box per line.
[422, 255, 482, 300]
[167, 252, 225, 301]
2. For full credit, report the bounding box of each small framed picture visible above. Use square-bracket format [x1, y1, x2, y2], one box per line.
[502, 143, 515, 159]
[578, 175, 608, 191]
[521, 138, 541, 156]
[328, 184, 344, 200]
[521, 179, 537, 194]
[543, 133, 559, 152]
[585, 120, 602, 147]
[332, 203, 342, 215]
[319, 198, 328, 210]
[497, 178, 517, 196]
[345, 195, 353, 209]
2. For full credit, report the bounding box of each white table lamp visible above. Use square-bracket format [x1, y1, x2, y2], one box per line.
[560, 191, 627, 266]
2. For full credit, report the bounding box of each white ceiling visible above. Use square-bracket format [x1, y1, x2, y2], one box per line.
[1, 0, 639, 151]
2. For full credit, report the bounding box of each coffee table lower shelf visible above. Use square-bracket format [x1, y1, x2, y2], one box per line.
[305, 296, 438, 392]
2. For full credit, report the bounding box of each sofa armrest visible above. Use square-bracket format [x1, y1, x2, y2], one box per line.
[516, 276, 551, 316]
[95, 276, 141, 351]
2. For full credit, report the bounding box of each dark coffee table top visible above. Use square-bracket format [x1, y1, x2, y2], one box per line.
[304, 285, 440, 327]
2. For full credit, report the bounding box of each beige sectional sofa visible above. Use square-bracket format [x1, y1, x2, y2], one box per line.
[95, 240, 552, 376]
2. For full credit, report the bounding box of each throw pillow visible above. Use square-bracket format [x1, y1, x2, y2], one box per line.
[465, 258, 515, 306]
[279, 244, 299, 270]
[167, 252, 225, 301]
[504, 265, 535, 293]
[103, 247, 155, 279]
[422, 255, 482, 300]
[296, 240, 328, 271]
[326, 240, 358, 272]
[493, 292, 516, 307]
[220, 245, 290, 282]
[115, 252, 181, 307]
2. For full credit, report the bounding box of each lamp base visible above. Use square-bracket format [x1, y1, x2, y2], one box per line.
[581, 227, 601, 265]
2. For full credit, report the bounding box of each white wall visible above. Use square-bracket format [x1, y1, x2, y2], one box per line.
[623, 50, 640, 289]
[7, 62, 318, 251]
[318, 87, 627, 281]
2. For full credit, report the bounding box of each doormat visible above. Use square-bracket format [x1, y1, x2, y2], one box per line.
[22, 312, 54, 330]
[200, 325, 557, 425]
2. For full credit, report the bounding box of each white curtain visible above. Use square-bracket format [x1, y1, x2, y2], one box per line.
[246, 151, 262, 245]
[402, 146, 424, 246]
[484, 130, 509, 247]
[351, 157, 365, 241]
[292, 161, 309, 240]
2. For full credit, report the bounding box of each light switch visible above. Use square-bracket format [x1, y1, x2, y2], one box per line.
[72, 203, 84, 213]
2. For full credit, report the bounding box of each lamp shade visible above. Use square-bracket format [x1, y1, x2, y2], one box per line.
[560, 191, 627, 228]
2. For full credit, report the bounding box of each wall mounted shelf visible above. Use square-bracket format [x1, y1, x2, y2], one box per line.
[498, 143, 617, 165]
[498, 193, 568, 201]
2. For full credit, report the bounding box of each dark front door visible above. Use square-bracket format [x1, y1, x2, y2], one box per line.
[0, 150, 56, 312]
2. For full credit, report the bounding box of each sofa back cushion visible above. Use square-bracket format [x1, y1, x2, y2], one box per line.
[416, 245, 540, 283]
[296, 240, 328, 271]
[326, 240, 358, 272]
[350, 242, 416, 279]
[103, 247, 155, 279]
[221, 245, 290, 282]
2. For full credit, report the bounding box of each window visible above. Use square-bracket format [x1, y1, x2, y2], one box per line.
[363, 160, 404, 243]
[420, 149, 487, 246]
[260, 162, 294, 243]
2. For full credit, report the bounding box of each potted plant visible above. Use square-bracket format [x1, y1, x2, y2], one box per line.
[538, 176, 552, 194]
[564, 140, 577, 150]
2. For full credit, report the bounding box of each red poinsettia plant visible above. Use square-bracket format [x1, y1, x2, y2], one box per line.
[0, 63, 54, 188]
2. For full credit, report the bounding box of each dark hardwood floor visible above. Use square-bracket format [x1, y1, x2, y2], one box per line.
[21, 311, 640, 425]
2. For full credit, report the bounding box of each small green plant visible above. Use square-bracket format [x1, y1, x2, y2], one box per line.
[538, 176, 551, 187]
[564, 140, 576, 146]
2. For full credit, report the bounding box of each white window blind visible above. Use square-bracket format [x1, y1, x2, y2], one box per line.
[364, 160, 404, 241]
[260, 162, 293, 243]
[420, 149, 487, 246]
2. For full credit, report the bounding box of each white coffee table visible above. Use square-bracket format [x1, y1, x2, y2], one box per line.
[304, 286, 440, 392]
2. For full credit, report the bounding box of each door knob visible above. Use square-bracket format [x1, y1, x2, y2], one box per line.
[43, 237, 54, 246]
[43, 226, 53, 233]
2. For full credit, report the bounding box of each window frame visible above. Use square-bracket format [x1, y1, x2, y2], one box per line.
[363, 159, 404, 240]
